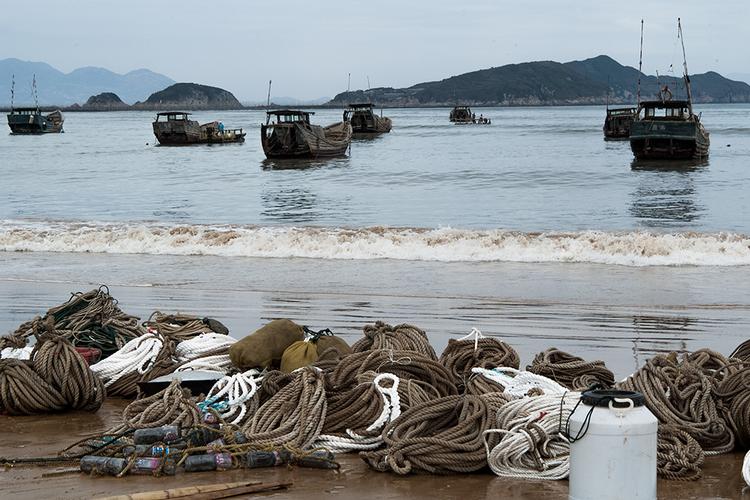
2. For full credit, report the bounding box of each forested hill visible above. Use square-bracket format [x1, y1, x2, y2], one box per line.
[329, 55, 750, 106]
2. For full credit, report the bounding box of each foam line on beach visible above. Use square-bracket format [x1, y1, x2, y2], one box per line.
[1, 220, 749, 267]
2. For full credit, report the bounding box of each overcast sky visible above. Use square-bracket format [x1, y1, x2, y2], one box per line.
[2, 1, 747, 100]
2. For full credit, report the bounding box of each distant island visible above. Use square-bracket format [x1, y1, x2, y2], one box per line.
[80, 92, 129, 111]
[131, 83, 243, 110]
[329, 55, 750, 106]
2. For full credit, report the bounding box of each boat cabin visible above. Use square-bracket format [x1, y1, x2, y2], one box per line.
[636, 100, 692, 121]
[450, 106, 473, 123]
[344, 103, 374, 121]
[155, 112, 192, 122]
[265, 110, 312, 125]
[9, 107, 42, 116]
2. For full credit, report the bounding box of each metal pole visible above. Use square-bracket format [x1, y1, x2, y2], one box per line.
[637, 19, 644, 105]
[678, 18, 694, 115]
[266, 80, 272, 109]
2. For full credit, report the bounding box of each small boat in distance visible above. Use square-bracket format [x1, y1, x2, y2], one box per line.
[6, 75, 64, 134]
[603, 107, 636, 139]
[449, 105, 490, 124]
[7, 108, 64, 134]
[629, 19, 709, 160]
[261, 109, 352, 159]
[344, 103, 392, 134]
[152, 112, 245, 145]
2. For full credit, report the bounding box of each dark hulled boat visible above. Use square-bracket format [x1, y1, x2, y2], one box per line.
[152, 112, 245, 145]
[629, 19, 709, 160]
[261, 110, 352, 159]
[629, 99, 709, 159]
[344, 103, 392, 134]
[603, 107, 636, 139]
[7, 108, 64, 134]
[449, 106, 472, 123]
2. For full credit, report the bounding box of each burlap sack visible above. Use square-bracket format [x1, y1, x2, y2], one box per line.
[317, 336, 352, 360]
[280, 340, 319, 373]
[229, 319, 304, 370]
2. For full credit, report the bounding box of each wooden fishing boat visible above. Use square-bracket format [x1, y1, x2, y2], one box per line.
[152, 112, 245, 145]
[7, 107, 64, 134]
[603, 107, 636, 139]
[449, 106, 490, 124]
[261, 109, 352, 159]
[629, 19, 709, 160]
[344, 103, 392, 134]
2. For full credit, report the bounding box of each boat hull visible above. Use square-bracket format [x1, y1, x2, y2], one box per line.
[153, 120, 245, 145]
[261, 122, 352, 159]
[7, 111, 64, 134]
[629, 120, 710, 160]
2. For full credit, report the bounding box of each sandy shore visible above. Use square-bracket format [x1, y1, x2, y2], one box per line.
[0, 399, 746, 500]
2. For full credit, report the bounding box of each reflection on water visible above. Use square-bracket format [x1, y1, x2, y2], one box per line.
[260, 188, 322, 222]
[260, 157, 350, 171]
[629, 163, 706, 227]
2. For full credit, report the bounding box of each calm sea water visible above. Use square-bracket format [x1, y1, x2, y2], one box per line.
[1, 105, 749, 374]
[1, 105, 749, 231]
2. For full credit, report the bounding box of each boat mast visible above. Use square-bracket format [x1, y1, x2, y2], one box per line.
[32, 73, 39, 111]
[677, 18, 694, 115]
[266, 80, 272, 110]
[10, 74, 14, 111]
[637, 19, 644, 106]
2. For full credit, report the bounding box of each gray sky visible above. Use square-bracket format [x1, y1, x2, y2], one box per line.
[2, 1, 747, 100]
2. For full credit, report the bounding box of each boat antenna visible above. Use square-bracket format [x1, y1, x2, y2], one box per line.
[32, 73, 39, 111]
[10, 73, 14, 111]
[637, 19, 644, 105]
[266, 79, 272, 110]
[678, 18, 694, 115]
[367, 75, 371, 103]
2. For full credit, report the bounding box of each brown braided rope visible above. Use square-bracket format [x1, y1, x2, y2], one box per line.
[658, 424, 705, 481]
[360, 395, 489, 474]
[241, 366, 327, 449]
[617, 352, 734, 454]
[111, 379, 202, 434]
[439, 337, 520, 391]
[329, 349, 457, 397]
[31, 332, 105, 411]
[714, 362, 750, 448]
[353, 321, 437, 360]
[731, 339, 750, 362]
[0, 359, 67, 415]
[526, 347, 615, 391]
[143, 312, 214, 342]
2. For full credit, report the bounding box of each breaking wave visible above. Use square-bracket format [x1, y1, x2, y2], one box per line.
[1, 220, 749, 267]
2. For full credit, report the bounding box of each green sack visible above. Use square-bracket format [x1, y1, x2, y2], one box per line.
[280, 340, 319, 373]
[229, 319, 304, 370]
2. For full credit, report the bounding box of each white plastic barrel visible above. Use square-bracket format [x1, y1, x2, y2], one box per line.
[568, 390, 658, 500]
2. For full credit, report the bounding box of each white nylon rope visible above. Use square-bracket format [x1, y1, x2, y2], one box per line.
[316, 373, 402, 452]
[472, 366, 568, 398]
[175, 332, 236, 363]
[458, 327, 485, 351]
[743, 449, 750, 487]
[1, 346, 33, 360]
[483, 392, 581, 480]
[90, 333, 163, 388]
[201, 369, 263, 425]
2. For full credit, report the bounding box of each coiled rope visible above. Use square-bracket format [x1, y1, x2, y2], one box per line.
[439, 328, 520, 391]
[361, 394, 490, 474]
[731, 340, 750, 363]
[483, 393, 580, 480]
[200, 369, 263, 425]
[526, 348, 614, 391]
[241, 366, 327, 449]
[111, 379, 202, 434]
[90, 333, 164, 391]
[471, 367, 569, 398]
[657, 424, 705, 481]
[353, 321, 437, 360]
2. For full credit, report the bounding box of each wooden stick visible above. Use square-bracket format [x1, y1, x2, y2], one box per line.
[95, 481, 291, 500]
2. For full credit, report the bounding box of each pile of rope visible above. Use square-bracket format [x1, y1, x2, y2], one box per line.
[0, 328, 104, 415]
[526, 348, 615, 391]
[110, 379, 203, 434]
[353, 321, 437, 360]
[731, 340, 750, 363]
[657, 424, 704, 481]
[199, 369, 263, 426]
[617, 350, 735, 455]
[439, 328, 520, 390]
[4, 287, 145, 358]
[174, 332, 236, 373]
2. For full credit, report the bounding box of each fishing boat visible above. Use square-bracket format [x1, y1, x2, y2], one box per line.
[629, 19, 709, 160]
[152, 112, 246, 145]
[6, 75, 64, 134]
[343, 103, 392, 134]
[261, 109, 352, 159]
[449, 105, 490, 124]
[603, 107, 636, 139]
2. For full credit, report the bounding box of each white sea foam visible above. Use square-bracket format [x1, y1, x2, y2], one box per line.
[0, 220, 749, 267]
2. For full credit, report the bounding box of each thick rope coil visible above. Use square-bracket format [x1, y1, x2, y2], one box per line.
[439, 328, 520, 391]
[526, 348, 614, 391]
[714, 362, 750, 448]
[200, 369, 263, 425]
[353, 321, 437, 360]
[465, 370, 507, 396]
[472, 367, 568, 398]
[144, 312, 227, 343]
[731, 339, 750, 363]
[617, 352, 735, 454]
[111, 379, 202, 433]
[483, 393, 580, 480]
[657, 424, 704, 481]
[317, 373, 401, 452]
[0, 359, 67, 415]
[90, 333, 164, 389]
[31, 333, 105, 411]
[175, 354, 233, 374]
[361, 394, 490, 474]
[329, 349, 457, 397]
[241, 366, 327, 450]
[175, 333, 236, 363]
